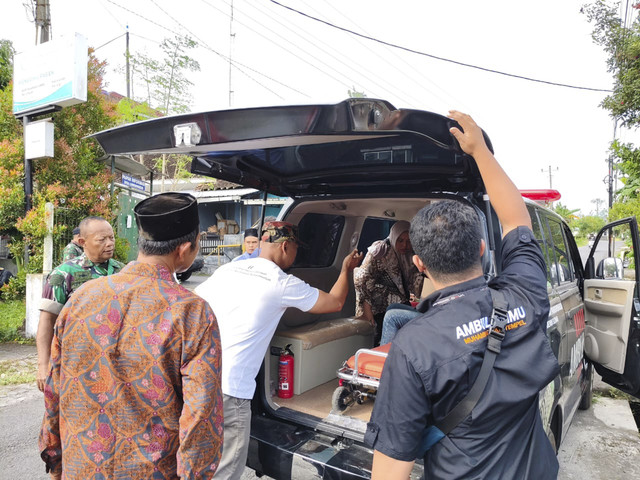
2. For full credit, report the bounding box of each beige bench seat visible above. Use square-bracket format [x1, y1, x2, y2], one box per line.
[271, 317, 374, 395]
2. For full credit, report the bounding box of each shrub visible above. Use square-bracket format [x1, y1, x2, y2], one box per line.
[0, 270, 26, 301]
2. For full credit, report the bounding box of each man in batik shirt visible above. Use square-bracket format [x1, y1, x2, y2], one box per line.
[61, 226, 83, 261]
[39, 192, 223, 479]
[36, 217, 124, 391]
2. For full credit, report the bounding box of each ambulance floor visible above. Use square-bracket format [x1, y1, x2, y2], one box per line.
[272, 379, 374, 422]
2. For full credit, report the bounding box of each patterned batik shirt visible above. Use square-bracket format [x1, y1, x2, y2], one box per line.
[61, 241, 84, 261]
[354, 240, 424, 318]
[40, 254, 125, 315]
[39, 262, 224, 479]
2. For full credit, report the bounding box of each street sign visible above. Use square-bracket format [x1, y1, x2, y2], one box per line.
[122, 174, 146, 191]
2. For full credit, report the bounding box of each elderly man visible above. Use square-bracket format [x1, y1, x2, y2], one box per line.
[196, 221, 362, 480]
[39, 192, 223, 479]
[61, 226, 83, 261]
[36, 216, 124, 391]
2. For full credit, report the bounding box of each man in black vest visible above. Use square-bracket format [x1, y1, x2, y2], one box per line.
[366, 111, 560, 479]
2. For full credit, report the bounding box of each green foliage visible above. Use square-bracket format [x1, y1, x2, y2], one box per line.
[553, 202, 580, 223]
[573, 215, 607, 237]
[115, 97, 161, 125]
[0, 39, 15, 90]
[584, 3, 640, 219]
[0, 81, 21, 141]
[584, 1, 640, 126]
[609, 196, 640, 221]
[0, 299, 26, 342]
[0, 51, 120, 280]
[131, 36, 200, 115]
[0, 138, 25, 235]
[114, 236, 131, 264]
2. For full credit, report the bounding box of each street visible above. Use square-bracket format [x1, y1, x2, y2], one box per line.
[1, 372, 638, 479]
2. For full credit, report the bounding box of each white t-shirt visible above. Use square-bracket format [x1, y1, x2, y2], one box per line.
[195, 257, 319, 399]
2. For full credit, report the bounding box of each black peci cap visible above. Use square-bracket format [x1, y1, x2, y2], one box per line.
[134, 193, 200, 241]
[244, 228, 259, 238]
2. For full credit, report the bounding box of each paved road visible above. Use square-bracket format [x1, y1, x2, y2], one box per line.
[1, 378, 638, 479]
[0, 383, 264, 479]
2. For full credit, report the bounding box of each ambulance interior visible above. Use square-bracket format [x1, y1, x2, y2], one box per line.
[261, 196, 488, 433]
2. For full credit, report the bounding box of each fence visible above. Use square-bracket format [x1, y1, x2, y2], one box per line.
[53, 208, 87, 265]
[0, 236, 9, 259]
[200, 235, 225, 255]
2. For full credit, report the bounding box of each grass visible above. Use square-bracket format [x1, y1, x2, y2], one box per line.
[593, 387, 635, 401]
[0, 357, 37, 386]
[0, 299, 31, 344]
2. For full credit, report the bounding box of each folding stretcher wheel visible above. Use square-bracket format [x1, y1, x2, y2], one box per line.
[332, 386, 355, 413]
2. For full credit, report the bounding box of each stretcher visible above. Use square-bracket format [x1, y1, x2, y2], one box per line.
[332, 343, 391, 413]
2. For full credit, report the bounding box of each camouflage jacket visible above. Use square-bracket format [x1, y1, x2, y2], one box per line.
[40, 254, 125, 315]
[61, 241, 84, 261]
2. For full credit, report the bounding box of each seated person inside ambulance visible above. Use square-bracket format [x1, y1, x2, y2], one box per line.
[354, 220, 424, 345]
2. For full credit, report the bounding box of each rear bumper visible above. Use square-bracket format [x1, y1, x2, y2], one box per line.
[247, 414, 374, 479]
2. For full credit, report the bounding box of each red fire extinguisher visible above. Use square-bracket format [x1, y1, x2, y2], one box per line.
[278, 344, 294, 399]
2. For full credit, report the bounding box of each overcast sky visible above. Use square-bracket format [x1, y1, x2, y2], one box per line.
[3, 0, 639, 216]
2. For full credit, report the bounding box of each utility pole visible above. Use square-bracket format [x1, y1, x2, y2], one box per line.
[35, 0, 51, 44]
[22, 0, 53, 268]
[126, 26, 130, 98]
[541, 165, 559, 189]
[608, 120, 618, 210]
[228, 0, 235, 107]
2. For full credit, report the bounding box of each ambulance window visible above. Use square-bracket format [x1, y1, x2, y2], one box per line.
[527, 205, 554, 285]
[546, 217, 574, 284]
[357, 218, 394, 253]
[293, 213, 345, 268]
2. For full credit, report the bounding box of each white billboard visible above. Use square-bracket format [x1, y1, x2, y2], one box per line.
[12, 33, 88, 115]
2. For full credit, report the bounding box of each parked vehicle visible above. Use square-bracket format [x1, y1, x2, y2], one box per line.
[93, 99, 640, 479]
[175, 257, 204, 282]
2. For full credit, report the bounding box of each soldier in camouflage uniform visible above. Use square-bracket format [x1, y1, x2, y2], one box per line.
[36, 216, 124, 392]
[60, 227, 83, 261]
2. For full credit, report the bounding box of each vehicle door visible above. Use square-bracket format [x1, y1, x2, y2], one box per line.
[584, 217, 640, 398]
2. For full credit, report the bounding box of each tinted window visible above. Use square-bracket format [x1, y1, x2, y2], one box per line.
[527, 205, 554, 285]
[546, 216, 574, 285]
[293, 213, 345, 268]
[357, 218, 395, 253]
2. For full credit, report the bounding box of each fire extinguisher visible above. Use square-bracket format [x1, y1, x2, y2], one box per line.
[278, 344, 294, 399]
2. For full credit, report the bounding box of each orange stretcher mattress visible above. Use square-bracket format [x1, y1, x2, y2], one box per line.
[345, 343, 391, 379]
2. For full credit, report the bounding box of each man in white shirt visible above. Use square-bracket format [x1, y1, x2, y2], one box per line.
[195, 221, 362, 480]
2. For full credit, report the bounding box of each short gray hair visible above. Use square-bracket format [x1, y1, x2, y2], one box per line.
[138, 228, 199, 256]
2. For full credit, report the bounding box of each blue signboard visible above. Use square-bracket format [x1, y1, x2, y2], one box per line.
[122, 174, 146, 191]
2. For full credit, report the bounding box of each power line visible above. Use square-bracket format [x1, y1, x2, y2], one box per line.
[269, 0, 613, 93]
[104, 0, 306, 98]
[200, 0, 359, 96]
[242, 0, 425, 107]
[147, 0, 288, 100]
[307, 0, 468, 111]
[94, 32, 126, 51]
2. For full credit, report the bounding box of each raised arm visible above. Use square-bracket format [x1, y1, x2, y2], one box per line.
[448, 111, 531, 236]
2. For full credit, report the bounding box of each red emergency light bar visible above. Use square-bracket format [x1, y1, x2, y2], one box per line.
[520, 189, 561, 202]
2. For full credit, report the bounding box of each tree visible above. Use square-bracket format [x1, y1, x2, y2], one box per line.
[0, 39, 15, 90]
[584, 2, 640, 219]
[573, 215, 606, 237]
[131, 36, 200, 115]
[0, 49, 119, 277]
[590, 197, 607, 218]
[553, 202, 580, 223]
